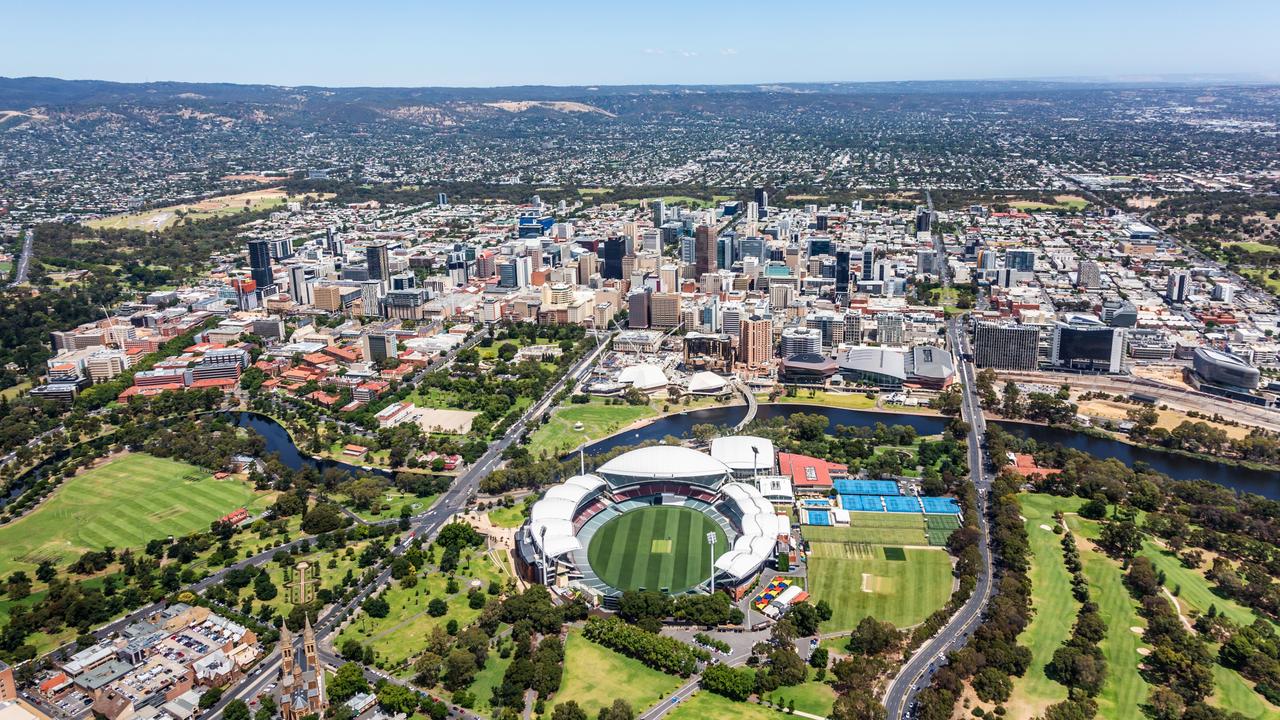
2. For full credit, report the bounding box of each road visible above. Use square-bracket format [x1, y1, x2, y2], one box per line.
[882, 320, 995, 719]
[204, 333, 615, 719]
[7, 228, 33, 287]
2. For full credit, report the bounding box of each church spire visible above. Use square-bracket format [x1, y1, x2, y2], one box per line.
[279, 621, 295, 674]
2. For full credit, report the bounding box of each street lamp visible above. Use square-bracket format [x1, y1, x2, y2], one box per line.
[751, 445, 759, 482]
[706, 531, 718, 595]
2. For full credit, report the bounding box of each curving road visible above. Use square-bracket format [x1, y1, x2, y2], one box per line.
[881, 325, 996, 714]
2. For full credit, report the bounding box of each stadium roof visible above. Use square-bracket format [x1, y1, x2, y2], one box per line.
[709, 436, 776, 473]
[597, 445, 730, 480]
[837, 346, 906, 381]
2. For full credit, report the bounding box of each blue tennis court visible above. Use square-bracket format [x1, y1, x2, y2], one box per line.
[833, 479, 900, 496]
[806, 510, 832, 526]
[921, 497, 961, 514]
[884, 495, 923, 513]
[840, 495, 885, 512]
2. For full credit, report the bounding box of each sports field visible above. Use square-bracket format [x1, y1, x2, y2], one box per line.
[0, 453, 267, 578]
[587, 506, 727, 593]
[805, 514, 927, 546]
[525, 397, 656, 459]
[808, 543, 953, 630]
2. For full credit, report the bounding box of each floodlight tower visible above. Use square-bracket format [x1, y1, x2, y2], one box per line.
[751, 445, 759, 481]
[540, 525, 549, 587]
[707, 531, 718, 595]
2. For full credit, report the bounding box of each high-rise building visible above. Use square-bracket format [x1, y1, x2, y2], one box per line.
[1050, 316, 1125, 373]
[0, 659, 18, 702]
[577, 252, 599, 285]
[916, 209, 933, 233]
[753, 187, 769, 219]
[1007, 249, 1037, 273]
[367, 243, 391, 286]
[695, 225, 717, 276]
[363, 331, 398, 364]
[1212, 283, 1235, 303]
[974, 322, 1041, 370]
[288, 265, 312, 305]
[861, 245, 877, 281]
[651, 199, 666, 227]
[740, 315, 773, 368]
[916, 248, 936, 276]
[627, 289, 650, 329]
[780, 326, 823, 357]
[877, 313, 905, 346]
[437, 192, 449, 206]
[649, 292, 682, 329]
[835, 249, 851, 295]
[1167, 270, 1191, 304]
[1077, 260, 1101, 289]
[247, 239, 274, 289]
[602, 238, 626, 280]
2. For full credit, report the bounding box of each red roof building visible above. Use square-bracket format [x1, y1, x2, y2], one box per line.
[778, 452, 849, 490]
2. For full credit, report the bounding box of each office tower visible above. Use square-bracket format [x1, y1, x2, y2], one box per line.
[916, 209, 932, 233]
[769, 284, 794, 312]
[740, 315, 773, 368]
[808, 237, 832, 257]
[437, 192, 449, 206]
[1101, 299, 1138, 327]
[753, 187, 769, 219]
[367, 243, 390, 286]
[746, 201, 759, 222]
[359, 281, 382, 315]
[1167, 270, 1191, 304]
[740, 236, 765, 263]
[721, 304, 744, 337]
[627, 289, 650, 329]
[861, 245, 877, 281]
[781, 326, 823, 357]
[695, 225, 717, 276]
[602, 238, 625, 280]
[717, 235, 736, 270]
[1077, 260, 1101, 289]
[816, 213, 829, 231]
[1007, 248, 1037, 273]
[577, 252, 599, 285]
[916, 248, 936, 276]
[651, 199, 666, 227]
[650, 292, 681, 329]
[977, 249, 998, 271]
[288, 265, 312, 305]
[1213, 283, 1235, 303]
[447, 248, 469, 286]
[877, 313, 905, 346]
[363, 331, 398, 364]
[1050, 316, 1125, 373]
[391, 273, 416, 291]
[660, 264, 679, 293]
[844, 312, 863, 345]
[974, 322, 1041, 370]
[267, 237, 294, 260]
[247, 239, 274, 289]
[835, 249, 851, 295]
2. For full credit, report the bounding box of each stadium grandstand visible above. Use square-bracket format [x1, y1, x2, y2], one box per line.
[514, 442, 790, 609]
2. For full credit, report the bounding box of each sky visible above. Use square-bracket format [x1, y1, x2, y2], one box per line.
[6, 0, 1280, 88]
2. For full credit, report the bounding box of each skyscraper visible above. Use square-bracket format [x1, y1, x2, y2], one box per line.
[1167, 270, 1191, 304]
[740, 315, 773, 368]
[974, 322, 1041, 370]
[1007, 249, 1037, 273]
[651, 199, 666, 227]
[602, 237, 625, 279]
[367, 243, 390, 286]
[1077, 260, 1101, 289]
[753, 187, 769, 219]
[247, 239, 274, 289]
[288, 265, 312, 305]
[835, 249, 851, 295]
[695, 224, 716, 276]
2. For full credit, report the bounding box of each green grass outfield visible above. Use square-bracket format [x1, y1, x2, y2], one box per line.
[1007, 494, 1083, 718]
[588, 506, 726, 593]
[804, 515, 927, 546]
[556, 629, 683, 717]
[0, 453, 267, 578]
[808, 544, 953, 630]
[486, 504, 529, 529]
[763, 669, 836, 715]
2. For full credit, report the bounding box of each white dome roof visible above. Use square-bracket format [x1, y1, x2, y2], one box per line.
[687, 371, 728, 393]
[597, 445, 731, 481]
[618, 363, 668, 390]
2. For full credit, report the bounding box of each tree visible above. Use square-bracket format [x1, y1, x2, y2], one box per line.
[427, 598, 448, 617]
[701, 663, 755, 701]
[327, 662, 370, 703]
[376, 683, 418, 715]
[552, 702, 588, 720]
[198, 687, 224, 710]
[597, 699, 634, 720]
[444, 648, 479, 690]
[847, 616, 900, 656]
[788, 602, 821, 637]
[363, 596, 390, 618]
[831, 690, 887, 720]
[1099, 515, 1143, 560]
[972, 666, 1012, 703]
[223, 700, 251, 720]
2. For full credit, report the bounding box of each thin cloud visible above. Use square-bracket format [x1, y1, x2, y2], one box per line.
[720, 48, 739, 56]
[642, 48, 665, 55]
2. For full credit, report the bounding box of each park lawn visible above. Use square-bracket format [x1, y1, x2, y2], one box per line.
[1225, 241, 1279, 254]
[1007, 494, 1082, 717]
[486, 504, 528, 529]
[1138, 539, 1259, 627]
[1065, 513, 1150, 720]
[525, 397, 655, 459]
[763, 670, 836, 715]
[618, 195, 721, 209]
[805, 515, 927, 546]
[337, 490, 433, 523]
[255, 540, 374, 615]
[809, 546, 953, 630]
[465, 649, 515, 715]
[764, 391, 877, 410]
[555, 630, 683, 717]
[0, 453, 269, 579]
[340, 548, 505, 665]
[1211, 664, 1280, 719]
[664, 690, 790, 720]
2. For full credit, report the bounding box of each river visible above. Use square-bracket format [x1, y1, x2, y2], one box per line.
[223, 407, 1278, 500]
